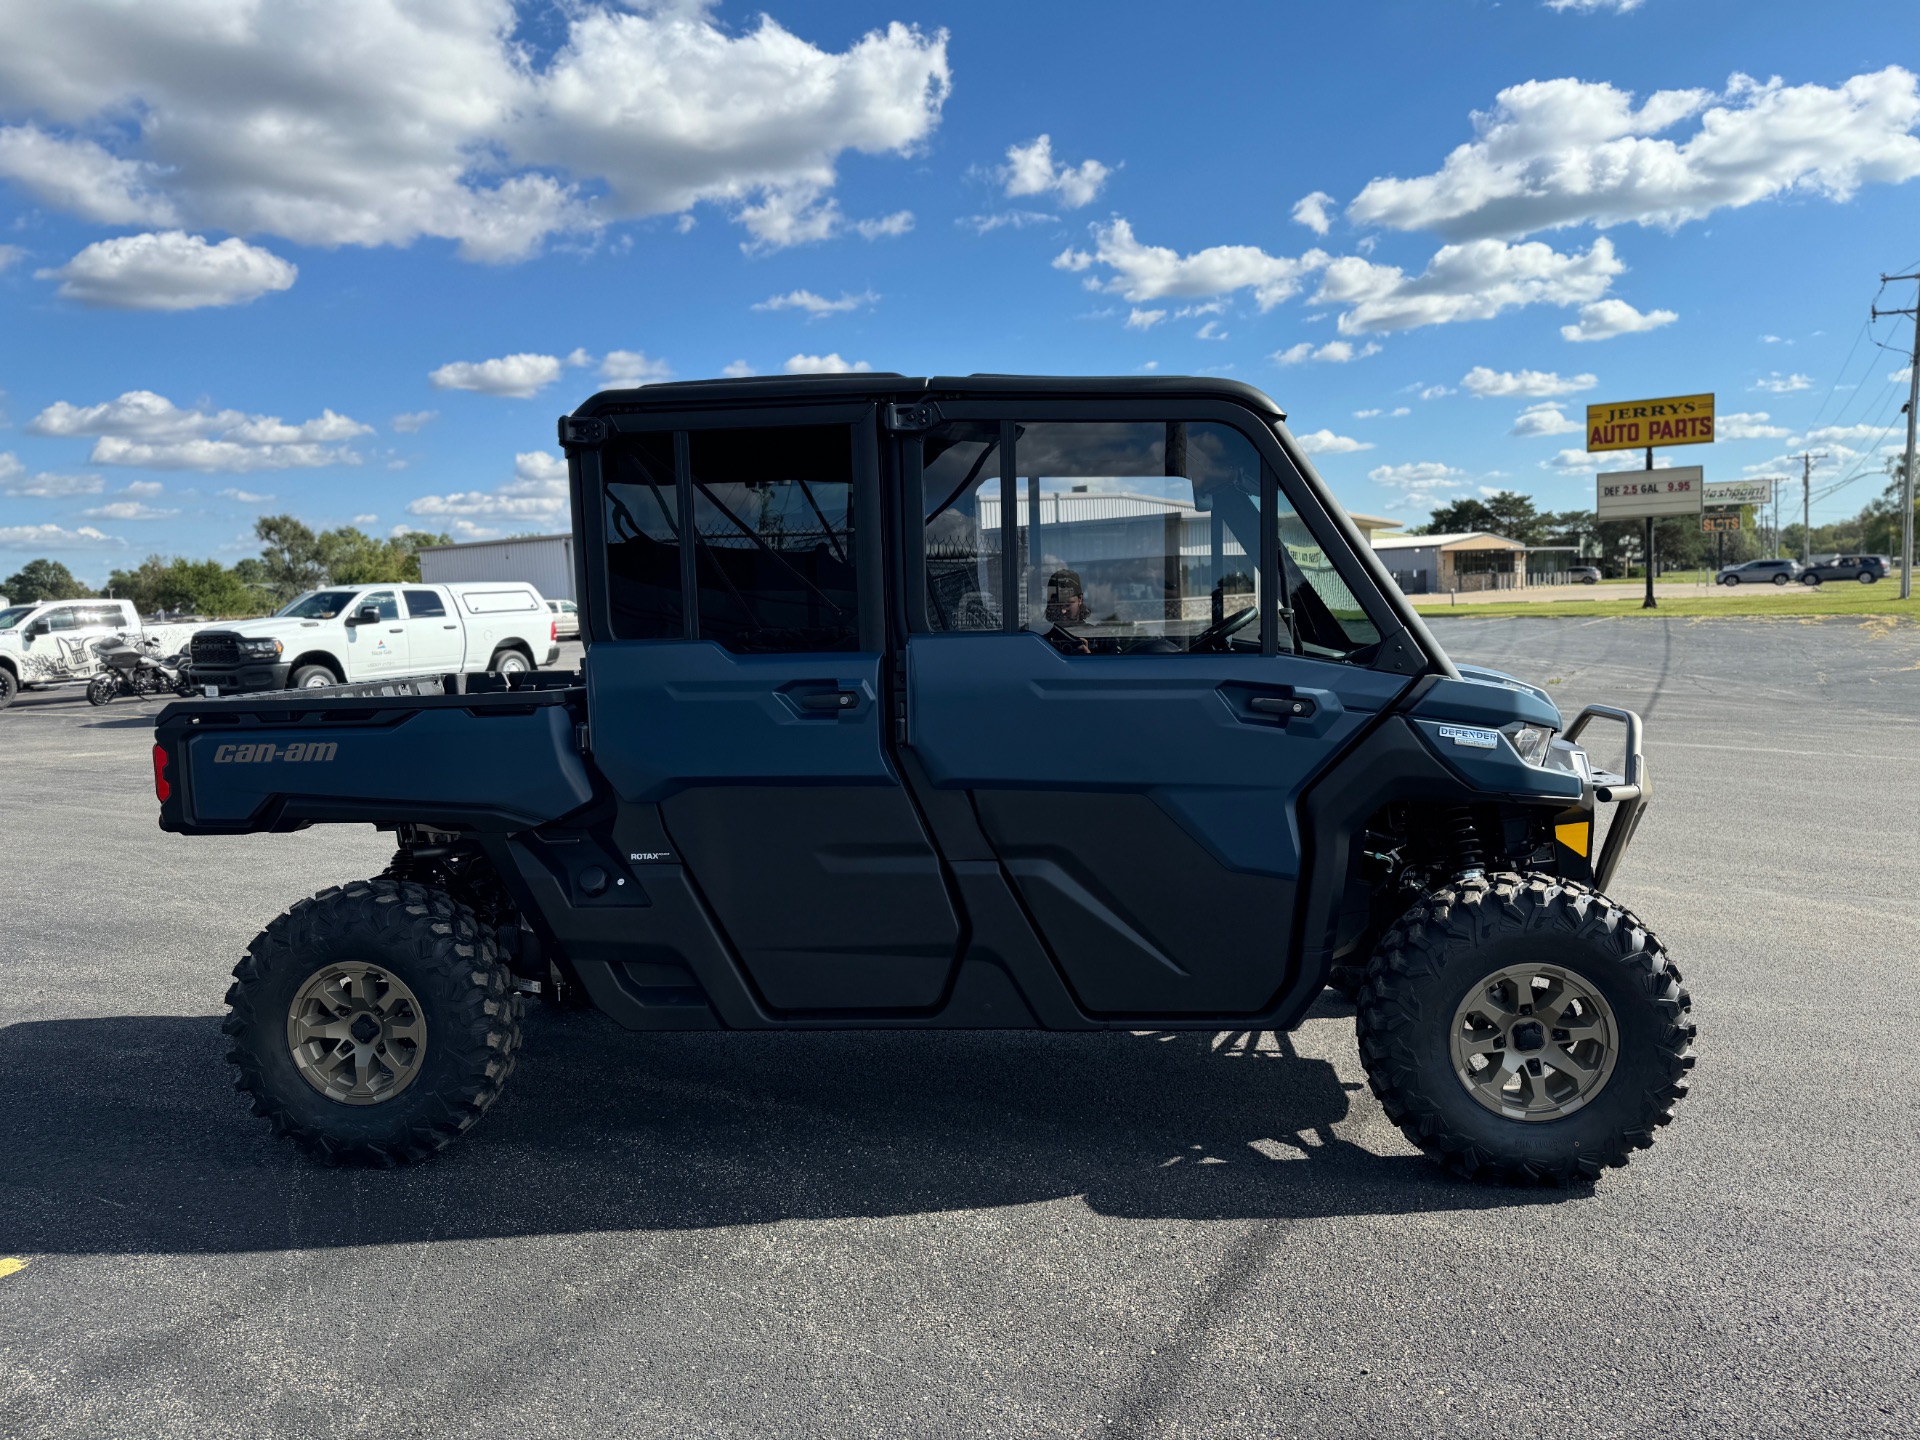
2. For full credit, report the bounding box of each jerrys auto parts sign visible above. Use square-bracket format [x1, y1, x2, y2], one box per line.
[1585, 393, 1716, 452]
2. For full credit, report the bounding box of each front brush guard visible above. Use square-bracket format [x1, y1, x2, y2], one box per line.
[1566, 704, 1649, 892]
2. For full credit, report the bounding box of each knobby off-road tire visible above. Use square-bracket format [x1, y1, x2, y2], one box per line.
[1356, 872, 1694, 1185]
[223, 878, 522, 1165]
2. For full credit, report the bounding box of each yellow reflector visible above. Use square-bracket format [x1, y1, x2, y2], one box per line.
[1555, 821, 1591, 858]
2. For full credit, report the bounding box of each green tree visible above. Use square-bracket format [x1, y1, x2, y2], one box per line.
[3, 558, 94, 602]
[1418, 491, 1547, 545]
[105, 555, 173, 614]
[254, 514, 328, 602]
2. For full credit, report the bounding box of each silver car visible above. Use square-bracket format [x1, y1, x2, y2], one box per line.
[547, 597, 580, 639]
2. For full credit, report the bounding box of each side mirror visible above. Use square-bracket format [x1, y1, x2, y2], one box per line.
[348, 605, 380, 627]
[23, 621, 46, 639]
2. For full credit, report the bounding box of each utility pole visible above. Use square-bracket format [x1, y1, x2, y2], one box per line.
[1798, 452, 1827, 566]
[1872, 272, 1920, 600]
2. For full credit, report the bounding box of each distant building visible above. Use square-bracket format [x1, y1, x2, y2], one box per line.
[417, 534, 575, 601]
[1370, 531, 1529, 595]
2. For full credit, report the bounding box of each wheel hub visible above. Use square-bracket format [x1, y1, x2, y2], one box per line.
[1448, 962, 1619, 1122]
[286, 962, 428, 1106]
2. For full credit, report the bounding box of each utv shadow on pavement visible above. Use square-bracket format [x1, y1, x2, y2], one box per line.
[2, 1005, 1575, 1257]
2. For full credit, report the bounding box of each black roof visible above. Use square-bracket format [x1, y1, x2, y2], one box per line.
[572, 372, 1285, 420]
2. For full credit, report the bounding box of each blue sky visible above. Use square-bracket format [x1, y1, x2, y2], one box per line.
[2, 0, 1917, 583]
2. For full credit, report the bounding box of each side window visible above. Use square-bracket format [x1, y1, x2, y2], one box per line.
[362, 591, 400, 621]
[1276, 510, 1381, 660]
[1004, 420, 1265, 655]
[604, 432, 683, 639]
[44, 606, 81, 632]
[402, 589, 446, 619]
[685, 424, 857, 653]
[922, 421, 1005, 631]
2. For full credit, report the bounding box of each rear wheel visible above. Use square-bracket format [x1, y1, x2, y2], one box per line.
[490, 647, 531, 676]
[223, 878, 522, 1165]
[289, 664, 337, 689]
[1801, 574, 1821, 586]
[1773, 574, 1788, 586]
[1356, 872, 1694, 1185]
[1860, 571, 1878, 583]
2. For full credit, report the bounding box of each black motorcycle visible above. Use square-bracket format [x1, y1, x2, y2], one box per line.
[86, 633, 194, 705]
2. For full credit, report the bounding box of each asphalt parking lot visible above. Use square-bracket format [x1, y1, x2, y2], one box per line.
[2, 620, 1917, 1439]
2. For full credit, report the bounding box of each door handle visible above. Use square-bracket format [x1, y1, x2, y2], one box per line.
[796, 690, 861, 712]
[388, 627, 404, 633]
[1250, 694, 1316, 718]
[443, 624, 457, 630]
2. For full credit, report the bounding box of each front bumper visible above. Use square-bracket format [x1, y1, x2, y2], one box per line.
[185, 659, 293, 695]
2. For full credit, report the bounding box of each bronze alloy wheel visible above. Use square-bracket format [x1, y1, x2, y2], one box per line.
[285, 961, 428, 1106]
[1448, 961, 1619, 1122]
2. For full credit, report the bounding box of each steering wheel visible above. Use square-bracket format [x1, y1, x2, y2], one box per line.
[1190, 605, 1257, 652]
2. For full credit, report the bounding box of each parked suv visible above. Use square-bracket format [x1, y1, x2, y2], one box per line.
[1568, 565, 1601, 584]
[1799, 555, 1887, 584]
[1718, 558, 1800, 586]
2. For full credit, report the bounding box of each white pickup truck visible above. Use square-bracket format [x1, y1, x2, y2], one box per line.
[0, 597, 153, 708]
[185, 582, 559, 693]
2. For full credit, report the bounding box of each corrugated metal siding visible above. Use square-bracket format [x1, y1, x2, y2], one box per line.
[418, 535, 575, 600]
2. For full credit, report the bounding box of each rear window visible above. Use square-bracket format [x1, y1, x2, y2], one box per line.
[403, 589, 447, 618]
[461, 589, 539, 614]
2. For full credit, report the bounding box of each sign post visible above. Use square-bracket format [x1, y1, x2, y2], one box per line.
[1596, 465, 1705, 608]
[1702, 478, 1776, 577]
[1587, 394, 1716, 608]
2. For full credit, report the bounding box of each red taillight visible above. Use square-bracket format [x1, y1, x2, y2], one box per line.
[551, 619, 558, 642]
[152, 744, 171, 803]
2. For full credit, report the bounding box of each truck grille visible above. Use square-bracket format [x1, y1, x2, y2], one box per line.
[190, 632, 242, 667]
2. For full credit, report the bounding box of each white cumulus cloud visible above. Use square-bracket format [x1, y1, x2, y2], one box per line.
[1510, 404, 1583, 436]
[391, 410, 438, 434]
[1002, 135, 1110, 208]
[1462, 366, 1598, 397]
[1368, 460, 1469, 501]
[1291, 191, 1337, 235]
[1292, 429, 1375, 455]
[1058, 218, 1328, 311]
[82, 500, 177, 520]
[1274, 341, 1381, 365]
[1717, 412, 1791, 440]
[1314, 237, 1621, 334]
[0, 523, 122, 551]
[1561, 298, 1677, 342]
[1545, 0, 1644, 12]
[754, 289, 879, 317]
[429, 352, 586, 398]
[1347, 68, 1920, 241]
[407, 450, 570, 527]
[0, 4, 952, 261]
[0, 453, 103, 497]
[783, 353, 873, 374]
[1752, 372, 1814, 393]
[36, 231, 296, 310]
[28, 390, 372, 472]
[598, 350, 672, 386]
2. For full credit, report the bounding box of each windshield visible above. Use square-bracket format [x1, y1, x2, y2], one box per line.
[277, 589, 360, 620]
[0, 605, 35, 631]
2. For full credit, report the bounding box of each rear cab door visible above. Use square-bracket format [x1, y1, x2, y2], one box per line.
[576, 392, 962, 1013]
[896, 388, 1425, 1018]
[401, 586, 464, 671]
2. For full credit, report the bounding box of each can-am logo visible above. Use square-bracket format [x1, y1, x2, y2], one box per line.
[212, 742, 338, 763]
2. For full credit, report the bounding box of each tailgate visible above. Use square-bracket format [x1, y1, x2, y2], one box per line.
[154, 687, 596, 835]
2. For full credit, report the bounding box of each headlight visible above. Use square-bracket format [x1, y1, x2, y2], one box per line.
[241, 637, 284, 658]
[1503, 721, 1555, 766]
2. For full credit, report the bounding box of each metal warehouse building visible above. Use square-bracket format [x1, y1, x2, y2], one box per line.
[417, 534, 575, 601]
[1370, 531, 1530, 595]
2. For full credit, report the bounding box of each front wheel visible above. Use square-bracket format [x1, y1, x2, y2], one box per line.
[1721, 576, 1739, 586]
[289, 664, 338, 690]
[223, 878, 522, 1165]
[0, 667, 17, 710]
[86, 674, 117, 706]
[1356, 873, 1694, 1185]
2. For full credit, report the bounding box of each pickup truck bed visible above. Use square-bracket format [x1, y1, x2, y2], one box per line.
[154, 673, 595, 836]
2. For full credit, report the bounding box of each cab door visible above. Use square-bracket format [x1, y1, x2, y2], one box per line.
[900, 407, 1413, 1017]
[347, 590, 409, 676]
[402, 587, 463, 671]
[581, 405, 962, 1012]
